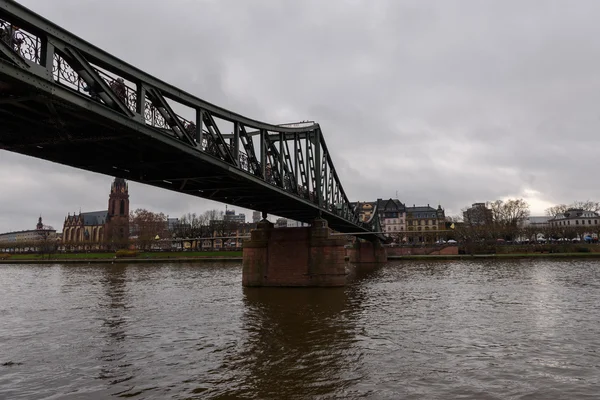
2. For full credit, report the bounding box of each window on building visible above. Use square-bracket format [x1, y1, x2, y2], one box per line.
[589, 220, 592, 225]
[576, 220, 579, 225]
[595, 220, 598, 225]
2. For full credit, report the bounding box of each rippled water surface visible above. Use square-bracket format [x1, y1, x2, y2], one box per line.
[1, 260, 599, 399]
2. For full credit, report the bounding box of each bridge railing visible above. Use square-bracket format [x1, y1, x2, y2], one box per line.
[0, 20, 194, 135]
[0, 20, 41, 63]
[0, 3, 367, 230]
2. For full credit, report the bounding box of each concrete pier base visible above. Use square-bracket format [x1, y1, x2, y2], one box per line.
[242, 218, 347, 287]
[348, 241, 388, 264]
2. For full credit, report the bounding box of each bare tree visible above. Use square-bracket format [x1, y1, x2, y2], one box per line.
[37, 225, 57, 258]
[490, 199, 530, 226]
[489, 199, 530, 240]
[546, 201, 600, 217]
[204, 209, 224, 222]
[571, 201, 600, 212]
[130, 208, 168, 251]
[106, 218, 129, 250]
[174, 212, 211, 250]
[545, 204, 569, 217]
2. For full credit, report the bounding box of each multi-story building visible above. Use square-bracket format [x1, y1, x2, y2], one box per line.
[376, 198, 406, 236]
[463, 202, 493, 226]
[252, 211, 262, 223]
[0, 216, 57, 250]
[273, 218, 307, 228]
[167, 218, 180, 233]
[286, 219, 308, 228]
[522, 216, 551, 229]
[224, 209, 245, 224]
[353, 199, 446, 242]
[275, 218, 288, 228]
[548, 209, 600, 228]
[406, 204, 446, 242]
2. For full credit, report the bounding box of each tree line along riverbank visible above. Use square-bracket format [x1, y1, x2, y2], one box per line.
[3, 249, 600, 264]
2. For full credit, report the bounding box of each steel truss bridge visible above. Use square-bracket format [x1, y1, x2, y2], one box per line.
[0, 0, 382, 238]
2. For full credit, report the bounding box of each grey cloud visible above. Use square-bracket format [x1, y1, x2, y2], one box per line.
[2, 0, 600, 232]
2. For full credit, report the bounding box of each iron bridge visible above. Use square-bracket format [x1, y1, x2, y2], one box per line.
[0, 0, 383, 238]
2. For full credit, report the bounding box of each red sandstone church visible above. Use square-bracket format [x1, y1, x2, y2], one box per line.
[62, 178, 130, 244]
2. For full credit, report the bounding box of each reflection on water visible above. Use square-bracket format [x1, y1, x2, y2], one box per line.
[1, 260, 599, 399]
[234, 287, 359, 399]
[97, 265, 131, 387]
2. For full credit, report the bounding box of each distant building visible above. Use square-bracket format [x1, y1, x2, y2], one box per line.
[273, 218, 307, 228]
[202, 222, 257, 250]
[275, 218, 288, 228]
[376, 198, 406, 235]
[406, 204, 446, 242]
[352, 198, 445, 242]
[252, 211, 262, 223]
[0, 216, 56, 246]
[286, 219, 308, 228]
[549, 209, 600, 228]
[224, 209, 245, 224]
[463, 203, 493, 226]
[62, 178, 130, 243]
[167, 218, 180, 232]
[522, 216, 551, 228]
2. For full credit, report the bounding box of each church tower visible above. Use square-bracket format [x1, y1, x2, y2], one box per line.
[107, 177, 129, 243]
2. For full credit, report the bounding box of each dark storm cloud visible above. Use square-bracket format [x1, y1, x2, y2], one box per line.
[2, 0, 599, 231]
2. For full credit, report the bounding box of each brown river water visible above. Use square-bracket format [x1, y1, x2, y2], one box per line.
[0, 260, 599, 399]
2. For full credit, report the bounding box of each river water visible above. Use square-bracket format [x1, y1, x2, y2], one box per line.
[0, 260, 599, 399]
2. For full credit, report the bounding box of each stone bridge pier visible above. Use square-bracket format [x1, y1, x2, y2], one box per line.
[242, 218, 347, 287]
[347, 240, 388, 264]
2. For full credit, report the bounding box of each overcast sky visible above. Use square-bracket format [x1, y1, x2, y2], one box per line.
[2, 0, 600, 232]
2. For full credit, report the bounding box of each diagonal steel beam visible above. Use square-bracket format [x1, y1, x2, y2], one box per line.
[264, 134, 282, 187]
[202, 112, 236, 165]
[146, 87, 195, 146]
[239, 124, 261, 176]
[282, 138, 298, 193]
[58, 45, 134, 118]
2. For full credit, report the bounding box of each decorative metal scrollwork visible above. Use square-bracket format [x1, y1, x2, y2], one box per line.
[53, 54, 83, 91]
[0, 20, 41, 63]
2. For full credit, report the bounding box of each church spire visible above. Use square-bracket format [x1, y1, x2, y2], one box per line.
[111, 177, 128, 194]
[108, 177, 129, 217]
